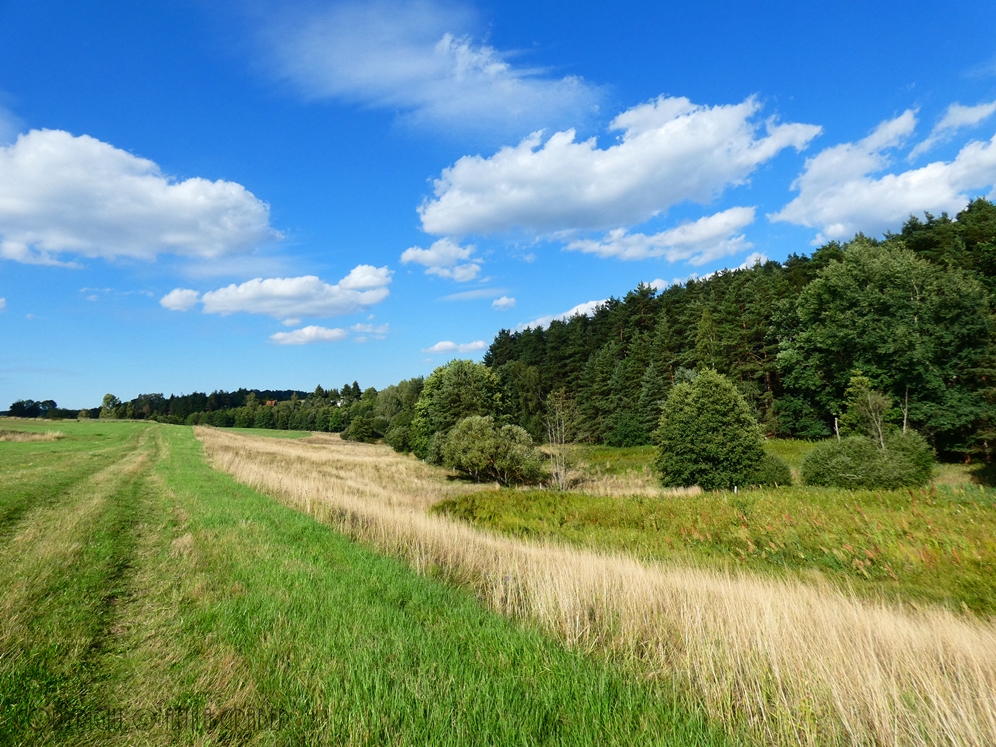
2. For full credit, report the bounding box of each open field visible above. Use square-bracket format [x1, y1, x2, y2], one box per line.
[199, 427, 996, 747]
[228, 427, 313, 439]
[0, 420, 721, 746]
[435, 483, 996, 614]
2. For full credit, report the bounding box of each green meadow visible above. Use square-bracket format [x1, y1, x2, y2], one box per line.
[437, 440, 996, 614]
[0, 420, 722, 746]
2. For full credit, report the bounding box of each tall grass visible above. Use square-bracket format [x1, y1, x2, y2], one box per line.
[198, 426, 996, 746]
[0, 429, 64, 442]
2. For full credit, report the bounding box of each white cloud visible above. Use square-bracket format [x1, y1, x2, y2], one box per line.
[0, 297, 5, 311]
[422, 340, 487, 354]
[419, 96, 820, 236]
[517, 299, 604, 331]
[492, 295, 516, 310]
[428, 263, 481, 281]
[351, 322, 389, 339]
[163, 264, 392, 320]
[261, 1, 601, 140]
[339, 264, 393, 289]
[269, 325, 349, 345]
[0, 129, 278, 266]
[771, 110, 996, 241]
[441, 287, 507, 301]
[738, 251, 768, 268]
[910, 100, 996, 159]
[281, 318, 301, 326]
[159, 288, 200, 311]
[565, 206, 755, 265]
[401, 237, 481, 282]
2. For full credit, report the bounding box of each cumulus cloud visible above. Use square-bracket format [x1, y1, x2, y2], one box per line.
[0, 129, 278, 266]
[566, 207, 755, 265]
[771, 110, 996, 241]
[422, 340, 487, 354]
[162, 264, 392, 320]
[517, 299, 604, 331]
[492, 295, 515, 310]
[261, 0, 601, 139]
[419, 96, 820, 236]
[400, 237, 480, 281]
[909, 100, 996, 159]
[269, 325, 349, 345]
[339, 264, 393, 289]
[159, 288, 200, 311]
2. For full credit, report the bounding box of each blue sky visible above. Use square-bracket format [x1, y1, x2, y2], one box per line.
[1, 0, 995, 409]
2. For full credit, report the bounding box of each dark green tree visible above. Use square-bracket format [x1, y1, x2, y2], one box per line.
[409, 360, 501, 460]
[653, 369, 766, 490]
[778, 239, 993, 452]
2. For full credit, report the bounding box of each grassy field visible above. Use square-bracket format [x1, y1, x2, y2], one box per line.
[228, 426, 314, 439]
[0, 420, 722, 746]
[200, 427, 996, 747]
[435, 485, 996, 615]
[436, 441, 996, 614]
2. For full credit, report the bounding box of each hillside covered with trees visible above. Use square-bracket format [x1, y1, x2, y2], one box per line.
[8, 199, 996, 461]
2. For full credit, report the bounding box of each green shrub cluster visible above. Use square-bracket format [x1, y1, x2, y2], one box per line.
[801, 431, 933, 489]
[442, 416, 544, 486]
[749, 452, 793, 487]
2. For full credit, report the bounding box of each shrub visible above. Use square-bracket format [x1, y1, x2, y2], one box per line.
[801, 431, 933, 489]
[653, 369, 766, 490]
[443, 416, 544, 486]
[749, 452, 793, 487]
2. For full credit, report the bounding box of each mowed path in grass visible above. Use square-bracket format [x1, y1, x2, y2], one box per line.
[0, 421, 722, 746]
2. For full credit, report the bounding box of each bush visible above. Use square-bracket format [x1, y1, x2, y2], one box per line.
[801, 431, 933, 489]
[749, 452, 793, 487]
[653, 369, 766, 490]
[443, 416, 544, 486]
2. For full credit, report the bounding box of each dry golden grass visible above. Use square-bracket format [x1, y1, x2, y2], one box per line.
[197, 426, 996, 746]
[574, 466, 701, 498]
[0, 429, 64, 442]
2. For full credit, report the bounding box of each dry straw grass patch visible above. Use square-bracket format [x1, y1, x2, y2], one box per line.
[197, 427, 996, 746]
[0, 429, 64, 442]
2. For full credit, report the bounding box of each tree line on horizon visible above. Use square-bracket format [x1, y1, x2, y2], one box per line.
[6, 199, 996, 461]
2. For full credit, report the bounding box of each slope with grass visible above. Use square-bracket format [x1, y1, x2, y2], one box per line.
[200, 427, 996, 747]
[0, 420, 721, 746]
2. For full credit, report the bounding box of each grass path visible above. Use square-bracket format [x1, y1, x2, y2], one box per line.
[0, 422, 722, 746]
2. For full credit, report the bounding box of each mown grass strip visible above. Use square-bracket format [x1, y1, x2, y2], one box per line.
[0, 423, 153, 745]
[0, 423, 143, 540]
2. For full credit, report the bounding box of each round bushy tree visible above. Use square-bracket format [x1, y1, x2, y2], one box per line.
[653, 369, 766, 490]
[443, 415, 543, 486]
